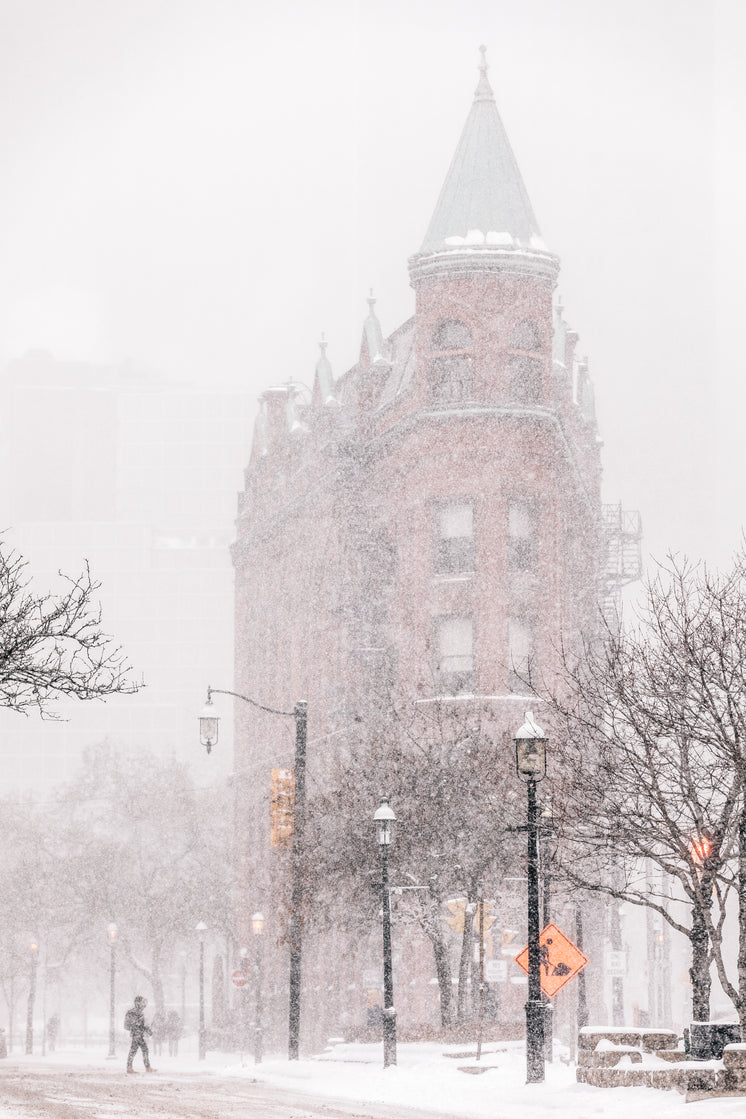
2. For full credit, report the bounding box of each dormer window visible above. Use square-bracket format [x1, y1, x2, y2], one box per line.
[429, 318, 474, 403]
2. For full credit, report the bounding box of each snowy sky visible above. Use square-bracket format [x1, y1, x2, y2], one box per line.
[1, 0, 745, 570]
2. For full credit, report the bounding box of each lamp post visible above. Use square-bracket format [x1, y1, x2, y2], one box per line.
[374, 797, 397, 1068]
[514, 711, 547, 1085]
[252, 912, 264, 1065]
[26, 939, 39, 1055]
[107, 923, 118, 1058]
[196, 922, 207, 1060]
[540, 801, 554, 1062]
[200, 686, 308, 1060]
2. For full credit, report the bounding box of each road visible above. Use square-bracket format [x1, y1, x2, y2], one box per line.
[0, 1062, 461, 1119]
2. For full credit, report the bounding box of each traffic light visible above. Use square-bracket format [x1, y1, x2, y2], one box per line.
[691, 833, 713, 865]
[270, 768, 295, 848]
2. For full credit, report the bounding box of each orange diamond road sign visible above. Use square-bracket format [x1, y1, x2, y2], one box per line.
[513, 922, 589, 998]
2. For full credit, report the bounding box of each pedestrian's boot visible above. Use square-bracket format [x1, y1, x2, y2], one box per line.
[146, 1067, 157, 1073]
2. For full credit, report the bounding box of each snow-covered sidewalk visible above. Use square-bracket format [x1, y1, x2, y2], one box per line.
[224, 1037, 744, 1118]
[2, 1038, 745, 1118]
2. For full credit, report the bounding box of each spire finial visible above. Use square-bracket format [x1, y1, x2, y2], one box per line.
[319, 332, 327, 355]
[367, 288, 377, 314]
[474, 44, 494, 101]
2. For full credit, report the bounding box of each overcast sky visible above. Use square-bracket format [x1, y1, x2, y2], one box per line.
[1, 0, 744, 571]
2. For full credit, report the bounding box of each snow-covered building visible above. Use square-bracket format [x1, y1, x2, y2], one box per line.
[232, 51, 627, 1048]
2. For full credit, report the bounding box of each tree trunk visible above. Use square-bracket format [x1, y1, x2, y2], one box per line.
[150, 946, 166, 1016]
[690, 902, 711, 1023]
[416, 899, 454, 1027]
[431, 930, 454, 1027]
[738, 798, 746, 1036]
[457, 904, 475, 1024]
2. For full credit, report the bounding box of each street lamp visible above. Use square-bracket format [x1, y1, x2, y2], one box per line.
[26, 939, 39, 1055]
[514, 711, 547, 1085]
[199, 685, 308, 1060]
[252, 913, 264, 1065]
[107, 923, 118, 1058]
[196, 922, 207, 1060]
[373, 797, 397, 1068]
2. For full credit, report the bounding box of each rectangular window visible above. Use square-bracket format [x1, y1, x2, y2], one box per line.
[508, 499, 537, 571]
[436, 615, 475, 693]
[508, 616, 535, 691]
[434, 502, 475, 574]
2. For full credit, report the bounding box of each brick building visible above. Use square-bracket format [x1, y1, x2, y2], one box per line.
[231, 51, 623, 1047]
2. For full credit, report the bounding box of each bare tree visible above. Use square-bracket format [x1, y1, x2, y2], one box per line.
[56, 744, 236, 1017]
[305, 696, 524, 1028]
[540, 552, 746, 1028]
[0, 543, 137, 716]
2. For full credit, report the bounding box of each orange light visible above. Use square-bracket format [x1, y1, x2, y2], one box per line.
[692, 835, 713, 864]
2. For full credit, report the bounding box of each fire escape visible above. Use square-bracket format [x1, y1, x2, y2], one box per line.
[601, 504, 643, 622]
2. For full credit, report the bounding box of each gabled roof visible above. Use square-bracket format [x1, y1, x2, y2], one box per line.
[418, 47, 544, 255]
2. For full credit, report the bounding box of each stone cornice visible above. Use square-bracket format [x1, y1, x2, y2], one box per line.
[408, 247, 560, 287]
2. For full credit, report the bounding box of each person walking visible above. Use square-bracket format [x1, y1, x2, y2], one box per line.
[124, 996, 156, 1073]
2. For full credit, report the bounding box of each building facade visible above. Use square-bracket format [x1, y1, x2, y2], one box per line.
[0, 351, 254, 791]
[232, 52, 620, 1047]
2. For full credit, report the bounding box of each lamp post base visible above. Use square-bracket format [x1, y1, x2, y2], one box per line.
[525, 999, 545, 1083]
[383, 1015, 397, 1068]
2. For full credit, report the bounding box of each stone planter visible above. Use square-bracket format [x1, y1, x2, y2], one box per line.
[689, 1023, 741, 1061]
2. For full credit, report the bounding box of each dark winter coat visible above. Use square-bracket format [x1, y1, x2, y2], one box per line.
[124, 1003, 151, 1040]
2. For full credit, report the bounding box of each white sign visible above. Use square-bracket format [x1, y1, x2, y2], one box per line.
[485, 959, 507, 983]
[607, 950, 626, 977]
[363, 970, 380, 989]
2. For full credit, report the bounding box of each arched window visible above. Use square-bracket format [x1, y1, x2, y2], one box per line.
[510, 319, 542, 351]
[431, 319, 473, 350]
[429, 318, 474, 403]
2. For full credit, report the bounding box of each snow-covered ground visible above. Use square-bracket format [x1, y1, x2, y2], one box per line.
[2, 1038, 744, 1118]
[249, 1039, 742, 1118]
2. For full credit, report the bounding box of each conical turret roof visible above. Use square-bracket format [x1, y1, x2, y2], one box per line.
[412, 48, 557, 283]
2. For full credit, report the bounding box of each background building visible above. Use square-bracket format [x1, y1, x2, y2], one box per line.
[232, 53, 639, 1047]
[0, 351, 254, 792]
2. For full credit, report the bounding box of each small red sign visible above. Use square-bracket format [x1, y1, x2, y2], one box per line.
[231, 968, 250, 988]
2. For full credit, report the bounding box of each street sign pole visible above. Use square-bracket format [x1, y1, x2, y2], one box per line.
[476, 889, 486, 1062]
